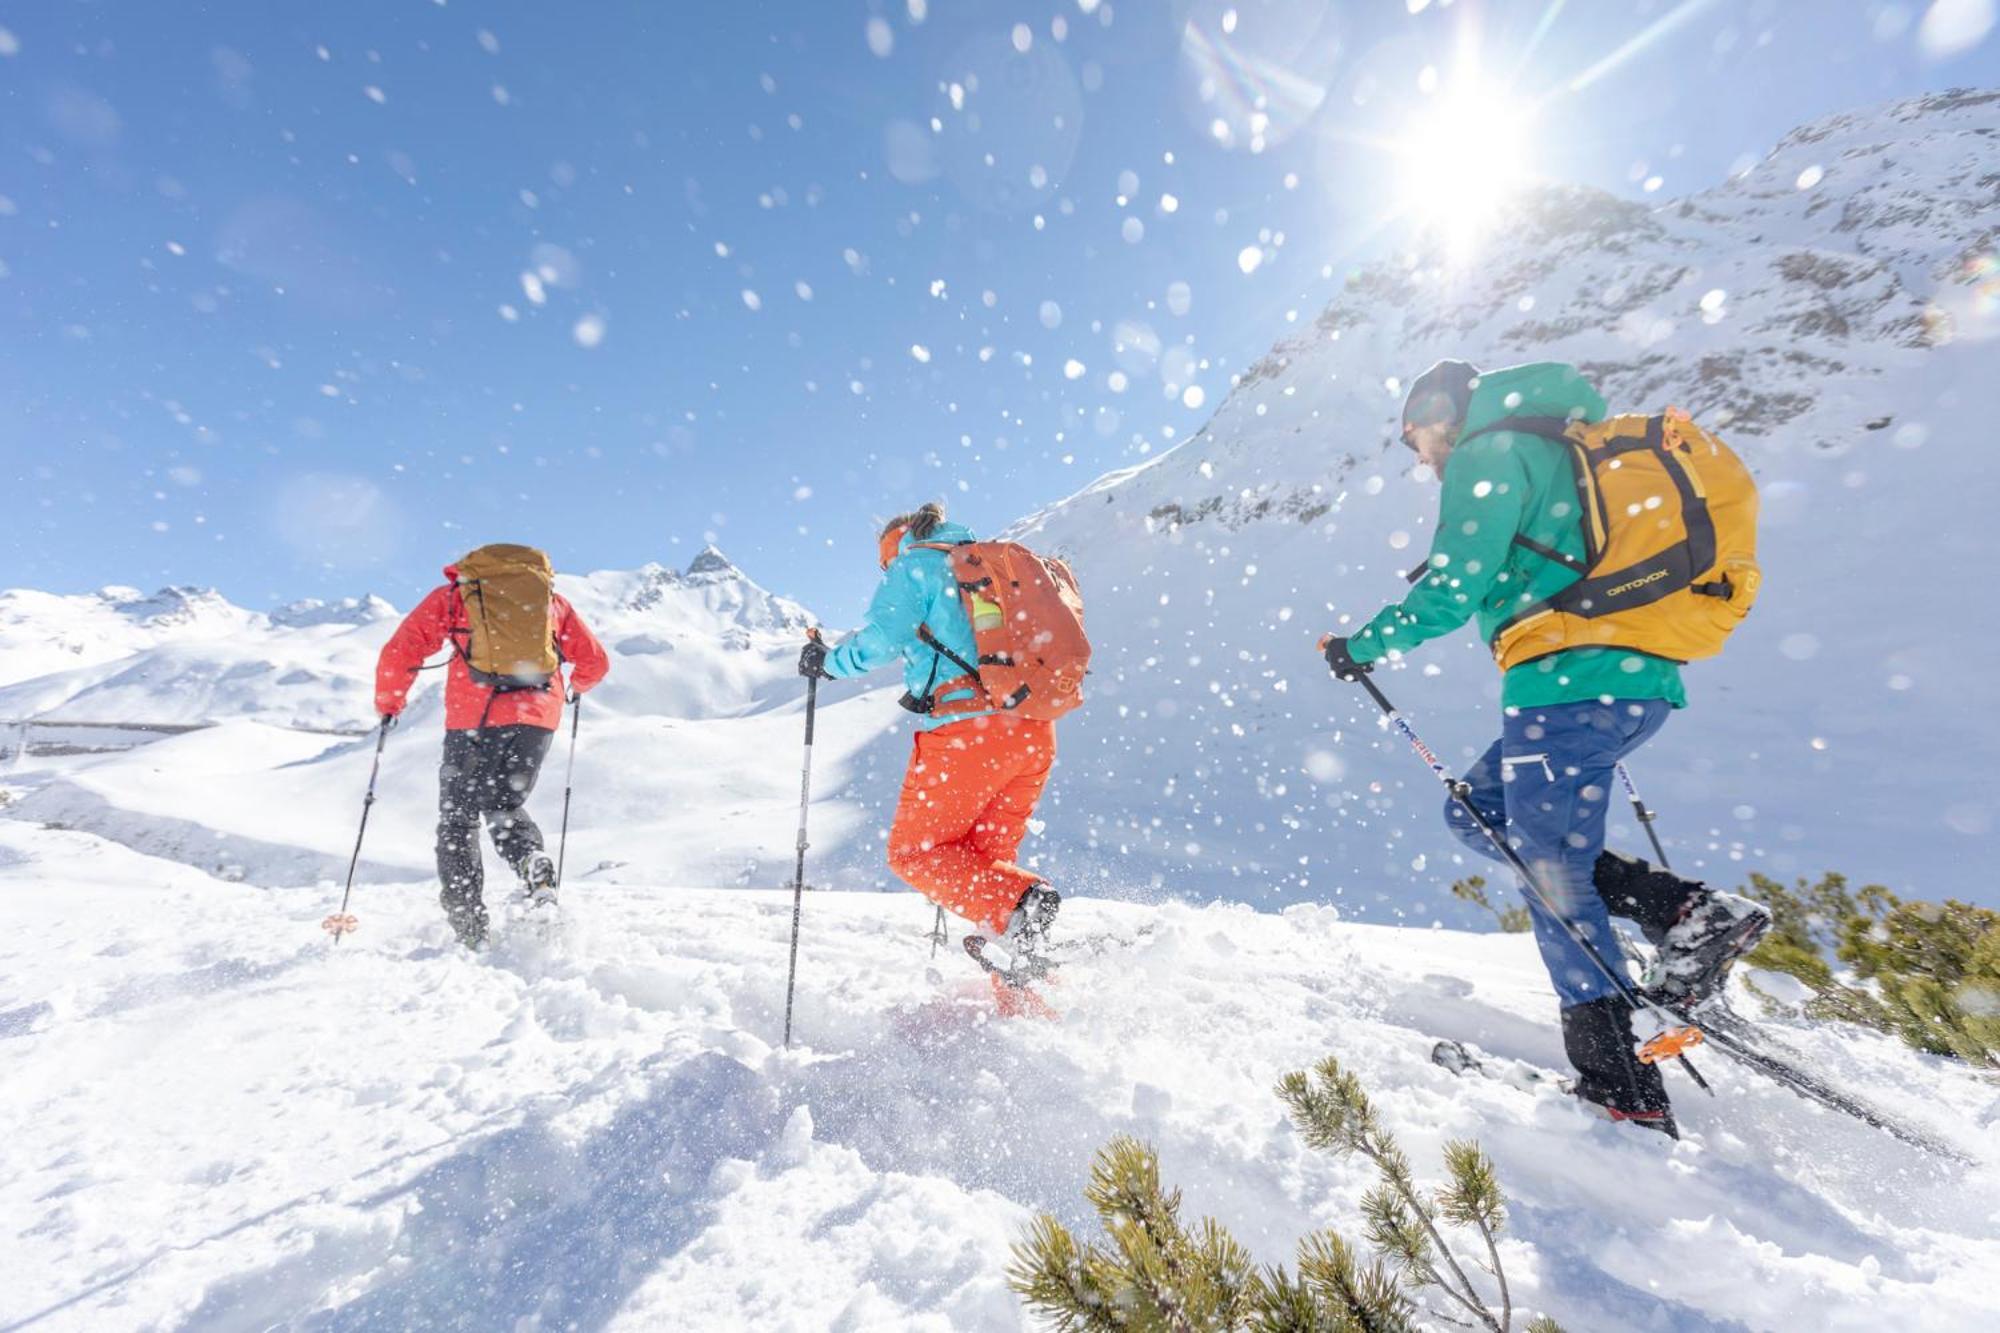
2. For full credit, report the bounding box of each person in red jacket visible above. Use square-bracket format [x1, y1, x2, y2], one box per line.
[374, 557, 609, 948]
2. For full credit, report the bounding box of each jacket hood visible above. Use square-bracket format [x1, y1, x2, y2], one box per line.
[1460, 362, 1607, 438]
[442, 563, 460, 582]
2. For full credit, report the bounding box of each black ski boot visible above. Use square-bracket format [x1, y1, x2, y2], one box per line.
[1643, 891, 1771, 1009]
[1562, 997, 1678, 1139]
[1594, 852, 1771, 1010]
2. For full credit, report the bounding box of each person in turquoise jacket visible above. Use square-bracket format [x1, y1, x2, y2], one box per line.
[798, 502, 1063, 972]
[1321, 360, 1768, 1138]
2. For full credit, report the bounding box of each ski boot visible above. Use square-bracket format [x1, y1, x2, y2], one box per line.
[1642, 890, 1772, 1009]
[519, 852, 559, 910]
[968, 883, 1062, 986]
[1573, 1086, 1679, 1139]
[1562, 997, 1679, 1139]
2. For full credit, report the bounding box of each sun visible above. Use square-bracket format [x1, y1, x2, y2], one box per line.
[1393, 79, 1536, 257]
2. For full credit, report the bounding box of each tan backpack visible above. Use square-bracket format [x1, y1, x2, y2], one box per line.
[915, 540, 1090, 721]
[1490, 409, 1761, 670]
[454, 544, 560, 689]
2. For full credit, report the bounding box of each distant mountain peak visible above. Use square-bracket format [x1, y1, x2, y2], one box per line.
[269, 595, 396, 629]
[113, 586, 240, 628]
[685, 545, 738, 578]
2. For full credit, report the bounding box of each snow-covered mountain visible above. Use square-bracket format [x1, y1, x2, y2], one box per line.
[1008, 87, 2000, 915]
[0, 546, 811, 734]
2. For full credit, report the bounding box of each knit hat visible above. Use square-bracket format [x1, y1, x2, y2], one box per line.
[1401, 359, 1482, 443]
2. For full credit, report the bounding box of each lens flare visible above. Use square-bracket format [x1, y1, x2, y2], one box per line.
[1394, 79, 1535, 256]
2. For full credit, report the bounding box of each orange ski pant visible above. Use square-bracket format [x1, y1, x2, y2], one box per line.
[886, 714, 1055, 936]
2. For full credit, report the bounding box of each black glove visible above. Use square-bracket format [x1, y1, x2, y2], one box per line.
[1319, 634, 1371, 682]
[379, 713, 399, 731]
[798, 635, 832, 680]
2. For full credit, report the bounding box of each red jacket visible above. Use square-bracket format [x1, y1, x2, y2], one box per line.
[374, 564, 609, 731]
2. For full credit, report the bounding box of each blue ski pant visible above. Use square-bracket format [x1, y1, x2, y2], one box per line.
[1445, 699, 1673, 1009]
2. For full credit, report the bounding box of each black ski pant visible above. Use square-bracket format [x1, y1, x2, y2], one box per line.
[437, 724, 554, 941]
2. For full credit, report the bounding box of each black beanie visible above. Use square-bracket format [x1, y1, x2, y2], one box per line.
[1401, 359, 1482, 438]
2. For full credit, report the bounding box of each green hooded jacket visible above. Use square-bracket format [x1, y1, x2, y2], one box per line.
[1347, 361, 1686, 711]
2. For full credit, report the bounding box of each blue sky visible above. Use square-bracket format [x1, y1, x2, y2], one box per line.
[3, 0, 1995, 616]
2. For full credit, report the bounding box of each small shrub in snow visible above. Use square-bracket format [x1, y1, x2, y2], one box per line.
[1009, 1056, 1562, 1332]
[1741, 871, 2000, 1068]
[1450, 876, 1531, 934]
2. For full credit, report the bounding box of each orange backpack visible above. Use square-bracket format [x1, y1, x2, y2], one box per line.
[913, 540, 1090, 721]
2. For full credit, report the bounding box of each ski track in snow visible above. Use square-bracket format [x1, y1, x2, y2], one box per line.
[1, 822, 1995, 1331]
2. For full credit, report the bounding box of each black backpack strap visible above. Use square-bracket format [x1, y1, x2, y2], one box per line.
[916, 623, 982, 684]
[1510, 533, 1589, 574]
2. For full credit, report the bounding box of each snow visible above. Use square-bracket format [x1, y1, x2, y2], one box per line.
[4, 85, 2000, 1329]
[0, 821, 1994, 1330]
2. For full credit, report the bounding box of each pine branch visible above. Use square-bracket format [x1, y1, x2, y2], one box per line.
[1474, 1215, 1511, 1333]
[1439, 1141, 1510, 1330]
[1295, 1231, 1417, 1333]
[1007, 1214, 1129, 1332]
[1279, 1059, 1497, 1329]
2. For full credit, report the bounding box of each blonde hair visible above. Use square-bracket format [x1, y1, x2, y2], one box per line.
[882, 501, 946, 541]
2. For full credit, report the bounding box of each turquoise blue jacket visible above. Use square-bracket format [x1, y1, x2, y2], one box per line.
[825, 520, 995, 730]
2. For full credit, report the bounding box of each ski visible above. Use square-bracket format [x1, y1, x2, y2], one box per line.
[1437, 1019, 1970, 1165]
[1432, 1039, 1574, 1096]
[1672, 1003, 1971, 1164]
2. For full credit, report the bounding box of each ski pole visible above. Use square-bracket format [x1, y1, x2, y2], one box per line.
[323, 716, 392, 943]
[1614, 761, 1671, 870]
[929, 904, 948, 958]
[1337, 664, 1710, 1089]
[782, 630, 823, 1049]
[555, 693, 582, 888]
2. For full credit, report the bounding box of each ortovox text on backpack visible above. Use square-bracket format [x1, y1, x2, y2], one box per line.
[1484, 409, 1760, 669]
[912, 540, 1090, 721]
[454, 544, 561, 690]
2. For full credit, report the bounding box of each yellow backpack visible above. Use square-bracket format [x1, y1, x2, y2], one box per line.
[1492, 409, 1761, 670]
[454, 543, 561, 689]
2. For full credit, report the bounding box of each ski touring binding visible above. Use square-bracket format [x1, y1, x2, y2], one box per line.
[962, 934, 1055, 988]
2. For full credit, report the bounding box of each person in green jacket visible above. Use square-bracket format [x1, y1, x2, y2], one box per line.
[1321, 360, 1769, 1138]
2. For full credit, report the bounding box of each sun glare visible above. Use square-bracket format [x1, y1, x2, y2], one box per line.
[1395, 81, 1535, 257]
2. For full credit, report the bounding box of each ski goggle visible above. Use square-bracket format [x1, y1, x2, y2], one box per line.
[878, 524, 909, 570]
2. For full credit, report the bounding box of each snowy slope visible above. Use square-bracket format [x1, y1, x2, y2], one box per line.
[0, 547, 886, 891]
[0, 822, 1994, 1331]
[1005, 87, 2000, 915]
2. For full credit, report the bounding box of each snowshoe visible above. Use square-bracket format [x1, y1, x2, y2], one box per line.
[1642, 890, 1771, 1009]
